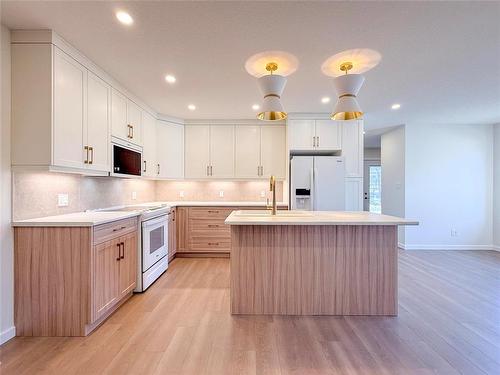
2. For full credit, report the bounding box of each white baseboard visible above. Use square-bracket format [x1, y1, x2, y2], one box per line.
[493, 244, 500, 252]
[0, 326, 15, 345]
[402, 244, 495, 251]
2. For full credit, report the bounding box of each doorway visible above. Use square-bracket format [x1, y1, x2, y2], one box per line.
[364, 161, 382, 213]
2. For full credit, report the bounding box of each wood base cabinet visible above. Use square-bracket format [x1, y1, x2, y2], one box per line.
[14, 218, 138, 337]
[175, 206, 287, 257]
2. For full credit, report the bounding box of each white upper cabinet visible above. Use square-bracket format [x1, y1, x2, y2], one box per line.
[184, 125, 211, 178]
[111, 89, 142, 146]
[288, 119, 341, 151]
[341, 120, 364, 177]
[141, 111, 157, 177]
[157, 120, 184, 179]
[210, 125, 234, 178]
[234, 126, 261, 178]
[315, 120, 341, 151]
[12, 42, 110, 175]
[127, 100, 142, 145]
[288, 120, 315, 151]
[53, 48, 86, 169]
[86, 72, 110, 172]
[111, 89, 128, 141]
[260, 126, 286, 179]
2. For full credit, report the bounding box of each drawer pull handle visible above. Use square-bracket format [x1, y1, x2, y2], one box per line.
[113, 226, 127, 232]
[208, 210, 219, 214]
[208, 242, 220, 246]
[208, 224, 219, 228]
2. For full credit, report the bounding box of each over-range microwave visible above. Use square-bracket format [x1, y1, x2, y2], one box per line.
[111, 138, 142, 177]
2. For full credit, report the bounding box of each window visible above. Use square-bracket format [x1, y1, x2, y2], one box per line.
[369, 166, 382, 213]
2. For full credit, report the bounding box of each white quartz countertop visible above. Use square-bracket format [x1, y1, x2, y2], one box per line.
[158, 201, 288, 207]
[225, 210, 419, 226]
[12, 211, 141, 227]
[12, 201, 288, 227]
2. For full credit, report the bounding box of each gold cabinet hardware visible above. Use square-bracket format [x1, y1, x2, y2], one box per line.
[208, 242, 220, 246]
[130, 125, 134, 139]
[89, 146, 94, 164]
[208, 210, 219, 214]
[143, 160, 147, 173]
[116, 243, 121, 261]
[84, 146, 89, 164]
[120, 242, 125, 259]
[208, 224, 219, 228]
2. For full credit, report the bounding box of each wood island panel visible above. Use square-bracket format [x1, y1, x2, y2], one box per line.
[230, 224, 398, 315]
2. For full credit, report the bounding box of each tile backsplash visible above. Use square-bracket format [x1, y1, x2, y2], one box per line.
[13, 172, 156, 220]
[12, 172, 285, 220]
[155, 180, 283, 202]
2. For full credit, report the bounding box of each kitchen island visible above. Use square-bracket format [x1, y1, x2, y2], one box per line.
[225, 210, 418, 316]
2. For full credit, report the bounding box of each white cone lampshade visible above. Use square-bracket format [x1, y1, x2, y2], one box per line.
[257, 74, 287, 121]
[331, 73, 365, 120]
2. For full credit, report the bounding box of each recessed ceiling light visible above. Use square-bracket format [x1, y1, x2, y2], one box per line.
[391, 103, 401, 110]
[165, 75, 176, 84]
[116, 11, 133, 25]
[188, 104, 196, 111]
[321, 97, 331, 104]
[252, 104, 260, 111]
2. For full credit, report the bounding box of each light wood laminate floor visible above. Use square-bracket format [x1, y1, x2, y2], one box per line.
[1, 250, 499, 375]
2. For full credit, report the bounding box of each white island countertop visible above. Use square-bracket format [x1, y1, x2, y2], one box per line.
[12, 211, 141, 227]
[225, 210, 419, 226]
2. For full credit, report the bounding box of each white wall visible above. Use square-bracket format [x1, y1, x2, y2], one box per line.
[404, 123, 494, 250]
[0, 25, 15, 344]
[494, 124, 500, 250]
[381, 126, 406, 244]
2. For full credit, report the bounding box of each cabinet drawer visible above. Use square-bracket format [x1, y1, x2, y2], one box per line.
[93, 217, 138, 245]
[188, 207, 233, 220]
[189, 236, 231, 252]
[189, 219, 230, 233]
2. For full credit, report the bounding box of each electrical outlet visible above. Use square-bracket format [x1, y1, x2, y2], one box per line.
[219, 190, 224, 198]
[451, 229, 458, 237]
[179, 190, 185, 198]
[57, 193, 69, 207]
[260, 190, 266, 198]
[131, 191, 137, 200]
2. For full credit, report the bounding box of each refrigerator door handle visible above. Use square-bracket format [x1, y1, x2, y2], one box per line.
[310, 166, 315, 211]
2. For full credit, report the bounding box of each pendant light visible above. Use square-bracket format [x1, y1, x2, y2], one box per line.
[256, 62, 287, 121]
[331, 62, 365, 120]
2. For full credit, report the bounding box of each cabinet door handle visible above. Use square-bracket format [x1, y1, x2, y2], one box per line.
[143, 160, 147, 172]
[208, 224, 219, 228]
[207, 165, 210, 176]
[317, 136, 320, 147]
[120, 242, 125, 259]
[116, 243, 121, 261]
[210, 166, 213, 176]
[89, 146, 94, 164]
[127, 125, 131, 138]
[84, 146, 89, 164]
[312, 136, 315, 147]
[157, 163, 160, 175]
[131, 126, 134, 139]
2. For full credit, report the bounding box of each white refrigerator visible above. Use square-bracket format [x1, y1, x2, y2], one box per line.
[290, 156, 345, 211]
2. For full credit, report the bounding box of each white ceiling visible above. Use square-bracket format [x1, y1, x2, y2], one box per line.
[2, 1, 500, 132]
